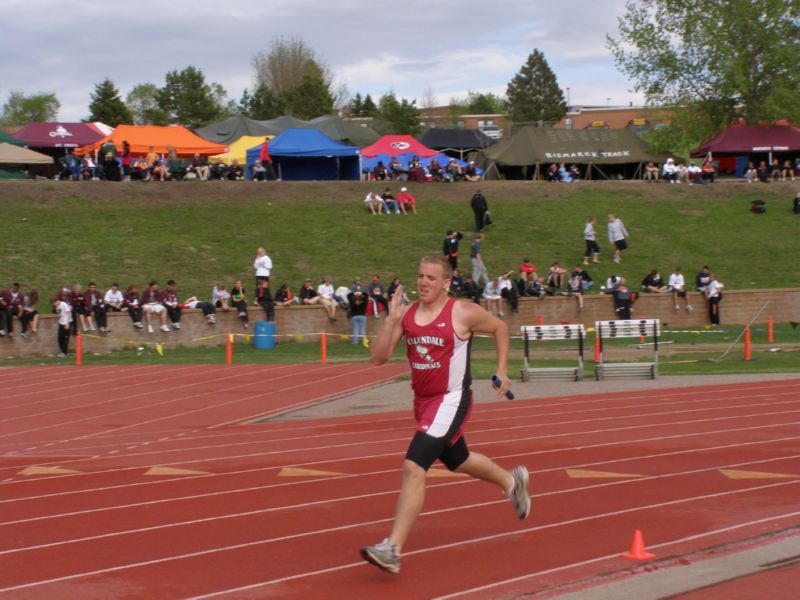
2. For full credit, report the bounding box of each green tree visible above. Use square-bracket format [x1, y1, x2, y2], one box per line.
[467, 92, 507, 115]
[87, 78, 132, 126]
[608, 0, 800, 144]
[362, 94, 378, 117]
[156, 66, 225, 128]
[506, 50, 566, 124]
[349, 93, 364, 117]
[239, 85, 286, 120]
[126, 83, 169, 125]
[374, 92, 420, 135]
[0, 91, 60, 125]
[283, 74, 335, 119]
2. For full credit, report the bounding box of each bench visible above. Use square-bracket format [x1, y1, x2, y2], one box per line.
[595, 319, 660, 380]
[520, 324, 585, 381]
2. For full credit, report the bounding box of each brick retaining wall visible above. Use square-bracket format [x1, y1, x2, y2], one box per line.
[4, 289, 798, 358]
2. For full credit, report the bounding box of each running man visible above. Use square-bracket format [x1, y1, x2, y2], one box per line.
[361, 255, 530, 574]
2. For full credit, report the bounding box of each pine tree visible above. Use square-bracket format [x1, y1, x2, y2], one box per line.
[349, 93, 364, 117]
[362, 94, 378, 117]
[87, 79, 132, 127]
[283, 74, 334, 119]
[157, 66, 225, 128]
[375, 92, 420, 135]
[240, 85, 285, 119]
[506, 50, 566, 124]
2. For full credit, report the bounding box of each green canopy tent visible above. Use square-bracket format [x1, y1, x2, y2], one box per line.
[0, 129, 25, 146]
[479, 127, 667, 180]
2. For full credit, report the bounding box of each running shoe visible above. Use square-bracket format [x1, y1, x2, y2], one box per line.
[510, 466, 531, 520]
[361, 538, 401, 574]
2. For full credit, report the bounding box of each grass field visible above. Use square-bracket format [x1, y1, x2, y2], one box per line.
[1, 180, 798, 301]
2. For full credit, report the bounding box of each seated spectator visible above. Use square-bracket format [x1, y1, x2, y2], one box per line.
[546, 262, 567, 290]
[381, 188, 400, 214]
[567, 269, 584, 310]
[255, 279, 275, 321]
[274, 282, 296, 306]
[498, 272, 518, 313]
[372, 161, 389, 181]
[545, 163, 559, 182]
[745, 161, 758, 183]
[569, 164, 581, 180]
[82, 154, 102, 180]
[367, 274, 389, 317]
[464, 276, 481, 303]
[131, 157, 150, 181]
[298, 278, 321, 305]
[613, 277, 634, 319]
[70, 283, 91, 333]
[124, 284, 143, 328]
[389, 157, 407, 181]
[84, 281, 109, 333]
[645, 161, 659, 182]
[669, 266, 693, 311]
[558, 162, 574, 183]
[445, 159, 463, 182]
[104, 283, 124, 311]
[572, 263, 593, 290]
[695, 265, 711, 293]
[686, 161, 702, 184]
[103, 151, 121, 181]
[19, 289, 39, 338]
[756, 161, 770, 182]
[428, 157, 444, 182]
[525, 275, 547, 299]
[162, 280, 182, 330]
[251, 160, 268, 181]
[181, 296, 217, 324]
[518, 258, 537, 295]
[769, 159, 782, 181]
[212, 284, 231, 310]
[604, 274, 621, 295]
[317, 276, 338, 321]
[209, 161, 228, 180]
[397, 187, 417, 215]
[6, 283, 24, 336]
[449, 268, 465, 296]
[227, 160, 245, 180]
[701, 159, 716, 183]
[675, 161, 689, 184]
[141, 281, 170, 333]
[641, 269, 669, 293]
[0, 287, 12, 337]
[464, 161, 481, 182]
[186, 153, 210, 181]
[407, 156, 426, 183]
[482, 278, 503, 317]
[364, 190, 385, 215]
[662, 158, 678, 183]
[387, 277, 410, 305]
[230, 280, 248, 328]
[151, 158, 170, 181]
[782, 159, 796, 182]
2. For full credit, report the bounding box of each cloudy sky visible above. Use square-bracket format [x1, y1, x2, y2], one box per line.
[1, 0, 642, 122]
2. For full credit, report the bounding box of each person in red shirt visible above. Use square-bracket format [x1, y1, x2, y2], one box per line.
[518, 258, 537, 295]
[397, 187, 417, 214]
[361, 255, 530, 574]
[258, 138, 280, 181]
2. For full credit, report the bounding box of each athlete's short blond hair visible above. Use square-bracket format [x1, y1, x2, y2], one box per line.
[420, 255, 453, 279]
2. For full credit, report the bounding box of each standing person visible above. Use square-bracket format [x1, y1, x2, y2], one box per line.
[347, 288, 368, 346]
[253, 247, 272, 290]
[607, 213, 629, 264]
[669, 267, 693, 311]
[613, 277, 633, 319]
[442, 229, 463, 270]
[361, 255, 531, 574]
[470, 189, 489, 232]
[258, 137, 279, 181]
[470, 233, 490, 287]
[705, 274, 724, 325]
[52, 297, 72, 357]
[120, 140, 132, 182]
[582, 217, 601, 264]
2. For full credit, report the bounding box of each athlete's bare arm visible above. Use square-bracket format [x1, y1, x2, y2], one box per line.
[453, 300, 512, 398]
[370, 289, 409, 365]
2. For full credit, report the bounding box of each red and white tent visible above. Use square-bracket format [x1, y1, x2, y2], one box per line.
[360, 135, 438, 158]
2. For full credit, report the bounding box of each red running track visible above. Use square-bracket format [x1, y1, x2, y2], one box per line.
[0, 367, 798, 599]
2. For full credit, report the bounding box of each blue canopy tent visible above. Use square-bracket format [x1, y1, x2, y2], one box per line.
[245, 128, 360, 180]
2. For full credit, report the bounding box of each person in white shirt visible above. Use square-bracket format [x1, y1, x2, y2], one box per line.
[705, 274, 724, 325]
[687, 162, 702, 185]
[607, 214, 629, 264]
[212, 284, 231, 311]
[668, 267, 693, 312]
[482, 278, 503, 317]
[662, 158, 678, 183]
[317, 276, 337, 321]
[52, 298, 72, 357]
[364, 191, 385, 215]
[253, 247, 272, 290]
[103, 283, 124, 312]
[582, 217, 600, 264]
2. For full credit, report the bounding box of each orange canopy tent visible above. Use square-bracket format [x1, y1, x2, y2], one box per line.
[82, 125, 226, 157]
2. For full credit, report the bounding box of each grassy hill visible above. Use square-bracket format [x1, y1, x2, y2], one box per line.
[1, 180, 798, 300]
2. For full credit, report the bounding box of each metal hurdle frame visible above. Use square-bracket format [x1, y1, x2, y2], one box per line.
[595, 319, 661, 380]
[520, 324, 585, 382]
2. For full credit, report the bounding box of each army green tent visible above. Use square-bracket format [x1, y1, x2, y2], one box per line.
[195, 115, 275, 144]
[481, 126, 666, 179]
[0, 129, 25, 146]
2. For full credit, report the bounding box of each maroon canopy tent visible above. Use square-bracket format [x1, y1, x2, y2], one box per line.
[15, 122, 112, 148]
[691, 124, 800, 157]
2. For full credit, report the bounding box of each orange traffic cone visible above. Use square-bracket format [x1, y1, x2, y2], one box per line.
[621, 529, 655, 560]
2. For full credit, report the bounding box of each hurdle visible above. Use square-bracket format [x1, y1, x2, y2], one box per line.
[595, 319, 660, 380]
[520, 324, 585, 382]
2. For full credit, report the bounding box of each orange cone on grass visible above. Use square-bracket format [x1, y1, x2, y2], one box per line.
[621, 529, 655, 560]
